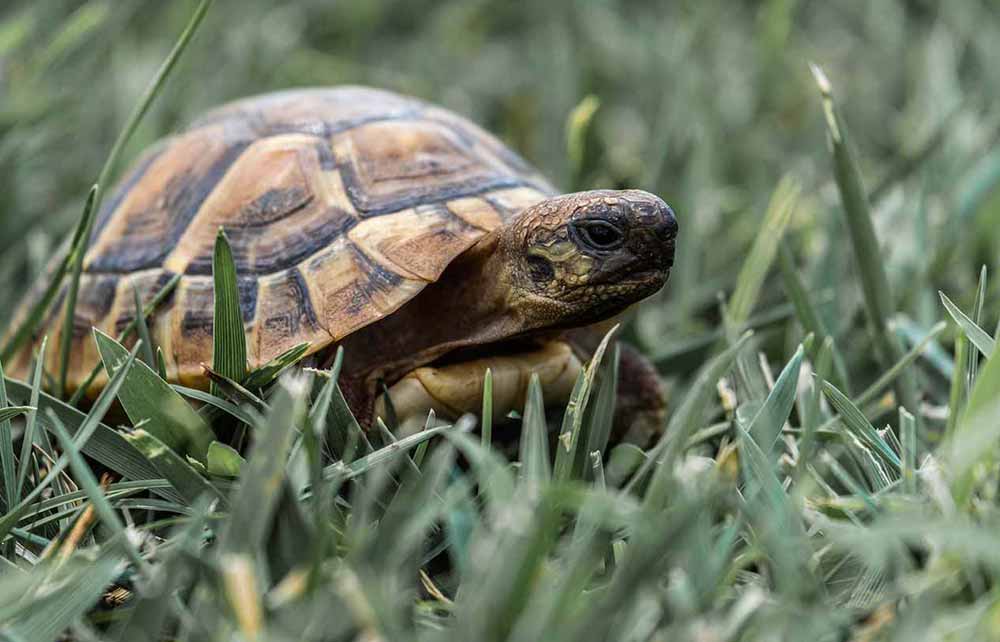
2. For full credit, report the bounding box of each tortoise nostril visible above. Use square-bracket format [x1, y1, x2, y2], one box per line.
[661, 205, 679, 239]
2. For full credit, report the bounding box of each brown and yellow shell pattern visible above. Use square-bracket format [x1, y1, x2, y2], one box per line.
[10, 87, 556, 395]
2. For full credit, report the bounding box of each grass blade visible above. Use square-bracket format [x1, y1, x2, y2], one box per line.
[565, 94, 600, 188]
[778, 243, 851, 392]
[939, 290, 995, 358]
[173, 385, 258, 426]
[581, 344, 620, 468]
[0, 361, 16, 517]
[15, 337, 46, 497]
[124, 429, 226, 506]
[554, 325, 617, 481]
[211, 228, 247, 396]
[219, 376, 306, 554]
[4, 376, 162, 488]
[207, 440, 245, 478]
[48, 410, 146, 571]
[243, 341, 310, 390]
[520, 373, 550, 485]
[56, 0, 214, 399]
[811, 62, 920, 416]
[726, 176, 800, 327]
[132, 283, 157, 368]
[325, 418, 468, 484]
[68, 272, 181, 406]
[821, 381, 901, 469]
[747, 344, 804, 457]
[95, 329, 215, 463]
[57, 186, 98, 398]
[481, 367, 493, 448]
[3, 556, 122, 641]
[899, 407, 917, 494]
[0, 190, 100, 364]
[946, 335, 969, 439]
[639, 333, 752, 508]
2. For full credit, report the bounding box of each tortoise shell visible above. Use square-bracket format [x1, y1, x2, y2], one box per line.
[10, 87, 558, 394]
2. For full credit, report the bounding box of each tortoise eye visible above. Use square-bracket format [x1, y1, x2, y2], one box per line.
[575, 221, 624, 250]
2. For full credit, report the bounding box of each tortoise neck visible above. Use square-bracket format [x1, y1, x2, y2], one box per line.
[337, 230, 523, 382]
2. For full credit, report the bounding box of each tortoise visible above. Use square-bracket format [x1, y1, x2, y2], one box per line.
[9, 87, 677, 441]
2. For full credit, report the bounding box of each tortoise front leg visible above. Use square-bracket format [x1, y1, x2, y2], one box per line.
[374, 342, 583, 436]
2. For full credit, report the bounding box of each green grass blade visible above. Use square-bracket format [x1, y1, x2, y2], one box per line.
[124, 429, 226, 506]
[481, 367, 493, 448]
[520, 374, 550, 485]
[4, 376, 163, 488]
[202, 366, 267, 412]
[67, 272, 180, 406]
[243, 341, 310, 390]
[939, 290, 995, 358]
[15, 337, 46, 498]
[307, 348, 342, 458]
[324, 380, 369, 459]
[219, 376, 306, 554]
[899, 407, 917, 494]
[637, 332, 752, 503]
[581, 344, 620, 469]
[947, 336, 1000, 504]
[963, 331, 1000, 422]
[334, 417, 466, 482]
[554, 325, 616, 481]
[0, 361, 16, 516]
[156, 346, 168, 380]
[820, 381, 901, 469]
[211, 229, 247, 397]
[207, 440, 245, 478]
[48, 410, 147, 571]
[565, 94, 600, 189]
[726, 176, 800, 327]
[0, 407, 33, 423]
[796, 336, 834, 478]
[95, 329, 215, 463]
[747, 344, 804, 457]
[56, 185, 98, 398]
[3, 556, 122, 642]
[969, 266, 987, 386]
[111, 498, 212, 642]
[173, 385, 258, 426]
[0, 343, 152, 541]
[131, 283, 157, 368]
[778, 243, 851, 392]
[852, 321, 946, 409]
[811, 63, 919, 416]
[946, 335, 969, 439]
[93, 0, 214, 197]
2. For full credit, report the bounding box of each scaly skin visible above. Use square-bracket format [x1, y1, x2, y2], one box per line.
[335, 189, 677, 437]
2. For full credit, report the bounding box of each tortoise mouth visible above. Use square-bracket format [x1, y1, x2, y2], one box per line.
[590, 265, 670, 290]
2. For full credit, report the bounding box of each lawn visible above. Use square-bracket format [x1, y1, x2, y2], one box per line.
[1, 0, 1000, 639]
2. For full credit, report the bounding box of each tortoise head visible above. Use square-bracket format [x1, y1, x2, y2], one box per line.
[500, 189, 678, 327]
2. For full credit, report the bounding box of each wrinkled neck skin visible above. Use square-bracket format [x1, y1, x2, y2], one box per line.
[335, 231, 535, 386]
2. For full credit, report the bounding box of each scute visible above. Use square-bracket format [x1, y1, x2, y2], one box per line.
[8, 87, 556, 395]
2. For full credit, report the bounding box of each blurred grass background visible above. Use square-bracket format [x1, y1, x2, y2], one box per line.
[3, 0, 999, 392]
[3, 2, 1000, 639]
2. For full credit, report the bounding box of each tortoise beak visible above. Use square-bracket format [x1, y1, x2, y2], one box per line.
[655, 203, 678, 270]
[625, 193, 678, 274]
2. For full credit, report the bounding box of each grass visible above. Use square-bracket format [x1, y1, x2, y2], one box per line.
[1, 0, 1000, 640]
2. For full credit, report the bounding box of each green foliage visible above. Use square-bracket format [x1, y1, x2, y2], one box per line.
[1, 0, 1000, 640]
[211, 228, 247, 396]
[95, 330, 215, 463]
